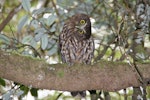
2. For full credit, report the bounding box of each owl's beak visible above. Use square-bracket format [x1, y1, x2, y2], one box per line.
[75, 23, 87, 33]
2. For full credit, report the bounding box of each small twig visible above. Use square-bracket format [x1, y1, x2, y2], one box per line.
[0, 34, 41, 58]
[124, 89, 127, 100]
[90, 3, 101, 16]
[17, 44, 41, 58]
[51, 0, 62, 34]
[51, 0, 60, 17]
[0, 4, 22, 32]
[55, 92, 63, 100]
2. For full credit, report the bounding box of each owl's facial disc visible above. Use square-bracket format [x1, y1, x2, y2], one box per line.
[75, 20, 87, 34]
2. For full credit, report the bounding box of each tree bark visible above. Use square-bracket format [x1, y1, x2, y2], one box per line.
[0, 50, 150, 92]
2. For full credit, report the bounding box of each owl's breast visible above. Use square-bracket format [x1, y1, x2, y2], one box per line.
[64, 36, 94, 64]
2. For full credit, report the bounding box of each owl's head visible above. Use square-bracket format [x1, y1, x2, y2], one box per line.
[70, 14, 91, 40]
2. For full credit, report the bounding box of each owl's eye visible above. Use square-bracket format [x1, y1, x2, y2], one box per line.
[78, 30, 84, 34]
[80, 20, 85, 25]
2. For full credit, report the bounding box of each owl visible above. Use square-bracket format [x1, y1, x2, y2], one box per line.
[59, 14, 94, 97]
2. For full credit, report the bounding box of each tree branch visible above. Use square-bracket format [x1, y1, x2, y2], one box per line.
[0, 50, 150, 92]
[0, 4, 22, 32]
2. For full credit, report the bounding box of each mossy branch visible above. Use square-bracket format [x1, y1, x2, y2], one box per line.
[0, 50, 150, 92]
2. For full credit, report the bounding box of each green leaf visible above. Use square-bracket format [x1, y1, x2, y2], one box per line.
[31, 19, 39, 28]
[16, 90, 24, 97]
[2, 89, 14, 100]
[30, 88, 38, 97]
[57, 0, 74, 9]
[30, 39, 37, 48]
[18, 15, 28, 33]
[0, 78, 5, 86]
[34, 28, 46, 41]
[47, 44, 57, 56]
[22, 0, 31, 12]
[32, 8, 45, 15]
[47, 38, 56, 49]
[20, 86, 29, 95]
[41, 34, 48, 50]
[34, 27, 46, 34]
[49, 24, 56, 32]
[0, 34, 10, 44]
[22, 35, 33, 44]
[46, 15, 56, 26]
[34, 32, 44, 41]
[147, 86, 150, 99]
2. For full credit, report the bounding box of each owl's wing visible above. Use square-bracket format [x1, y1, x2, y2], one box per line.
[59, 33, 66, 63]
[59, 22, 75, 64]
[83, 36, 95, 64]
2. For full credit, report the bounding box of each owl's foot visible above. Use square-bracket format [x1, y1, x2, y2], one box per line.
[71, 91, 86, 98]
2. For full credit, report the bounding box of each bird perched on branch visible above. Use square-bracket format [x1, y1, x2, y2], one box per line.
[59, 13, 94, 97]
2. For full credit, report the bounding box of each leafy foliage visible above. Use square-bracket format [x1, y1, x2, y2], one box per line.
[0, 78, 5, 86]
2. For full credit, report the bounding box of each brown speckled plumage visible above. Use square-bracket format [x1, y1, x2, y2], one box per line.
[59, 13, 94, 97]
[59, 14, 94, 65]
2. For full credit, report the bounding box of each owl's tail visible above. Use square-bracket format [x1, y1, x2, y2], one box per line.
[71, 91, 86, 97]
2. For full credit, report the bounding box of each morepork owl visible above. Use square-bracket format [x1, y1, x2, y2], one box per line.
[59, 13, 94, 97]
